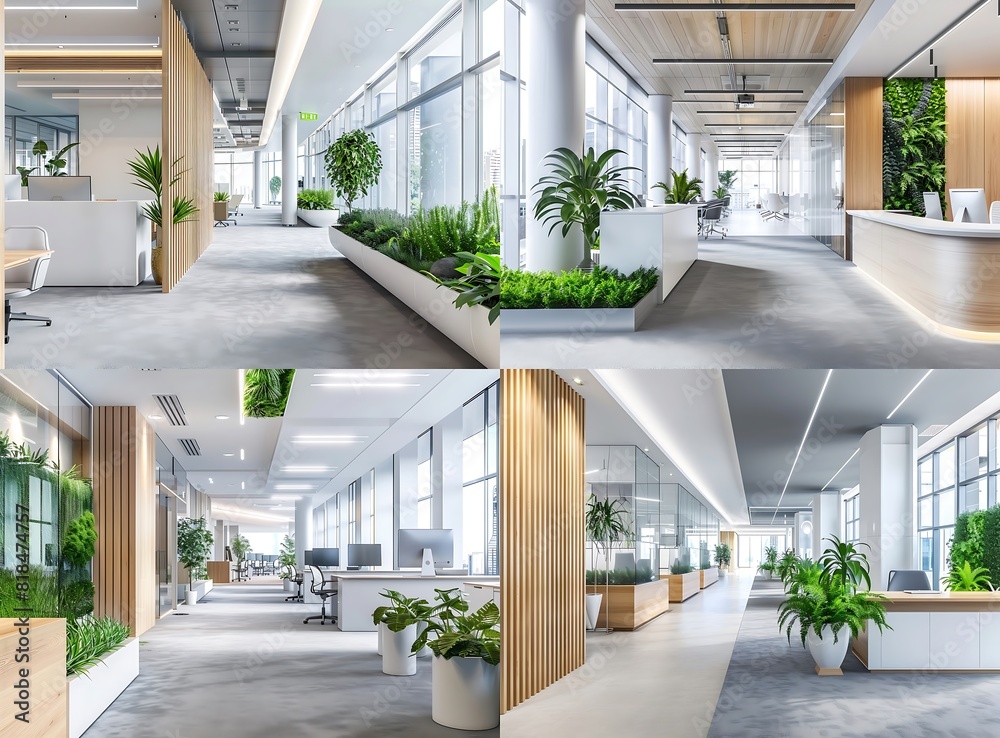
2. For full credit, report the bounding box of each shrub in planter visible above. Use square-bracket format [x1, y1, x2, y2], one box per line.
[714, 542, 732, 573]
[66, 616, 130, 676]
[500, 266, 659, 310]
[61, 580, 96, 620]
[324, 129, 382, 213]
[177, 516, 214, 604]
[669, 560, 694, 575]
[297, 189, 335, 211]
[372, 589, 432, 676]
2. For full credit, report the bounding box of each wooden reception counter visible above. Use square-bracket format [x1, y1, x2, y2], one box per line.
[853, 591, 1000, 671]
[848, 210, 1000, 337]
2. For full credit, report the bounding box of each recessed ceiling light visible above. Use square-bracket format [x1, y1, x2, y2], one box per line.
[223, 452, 235, 457]
[149, 414, 163, 420]
[240, 448, 245, 460]
[572, 377, 584, 386]
[216, 415, 230, 420]
[271, 495, 302, 501]
[208, 478, 214, 484]
[274, 484, 314, 490]
[241, 481, 245, 490]
[292, 435, 368, 444]
[281, 466, 335, 473]
[231, 42, 242, 47]
[228, 20, 239, 24]
[644, 448, 649, 452]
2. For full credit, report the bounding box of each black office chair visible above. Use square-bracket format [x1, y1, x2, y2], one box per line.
[887, 569, 932, 591]
[701, 203, 727, 240]
[283, 565, 304, 602]
[233, 559, 249, 582]
[303, 564, 338, 624]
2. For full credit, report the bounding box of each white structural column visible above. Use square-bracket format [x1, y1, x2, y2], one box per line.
[686, 133, 702, 182]
[859, 425, 917, 591]
[793, 511, 813, 558]
[811, 490, 843, 551]
[281, 113, 298, 226]
[647, 95, 673, 204]
[524, 0, 586, 272]
[294, 498, 312, 567]
[253, 150, 262, 209]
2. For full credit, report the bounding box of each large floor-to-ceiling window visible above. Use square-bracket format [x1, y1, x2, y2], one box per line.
[213, 150, 255, 198]
[461, 383, 499, 575]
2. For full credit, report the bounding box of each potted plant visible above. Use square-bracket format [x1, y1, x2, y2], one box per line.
[177, 517, 214, 605]
[16, 166, 37, 198]
[372, 589, 430, 676]
[944, 561, 993, 591]
[324, 128, 382, 214]
[278, 534, 296, 591]
[126, 146, 199, 285]
[213, 191, 230, 224]
[230, 533, 252, 580]
[778, 538, 890, 675]
[758, 545, 778, 580]
[653, 169, 704, 204]
[718, 170, 738, 195]
[584, 493, 633, 631]
[412, 588, 500, 731]
[296, 188, 340, 227]
[714, 542, 731, 577]
[533, 146, 641, 270]
[776, 549, 800, 584]
[33, 139, 81, 177]
[269, 175, 282, 203]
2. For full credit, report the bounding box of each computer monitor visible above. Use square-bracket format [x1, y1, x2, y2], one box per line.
[397, 529, 454, 576]
[304, 550, 314, 566]
[348, 543, 382, 568]
[950, 188, 988, 224]
[923, 192, 943, 220]
[311, 547, 339, 567]
[27, 175, 92, 202]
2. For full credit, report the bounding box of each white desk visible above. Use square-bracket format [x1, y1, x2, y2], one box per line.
[463, 581, 500, 612]
[6, 200, 152, 286]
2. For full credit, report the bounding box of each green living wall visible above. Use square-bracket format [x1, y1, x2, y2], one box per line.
[950, 507, 1000, 588]
[883, 78, 947, 216]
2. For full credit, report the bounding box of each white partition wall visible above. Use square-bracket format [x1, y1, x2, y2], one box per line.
[811, 490, 843, 550]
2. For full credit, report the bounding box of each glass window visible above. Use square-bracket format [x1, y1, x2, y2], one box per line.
[960, 425, 988, 481]
[372, 72, 397, 120]
[584, 51, 645, 194]
[960, 479, 988, 513]
[479, 0, 503, 60]
[672, 122, 687, 174]
[371, 119, 397, 209]
[843, 495, 860, 544]
[937, 443, 955, 489]
[408, 14, 462, 97]
[416, 430, 433, 529]
[461, 384, 500, 575]
[937, 487, 956, 528]
[409, 86, 462, 212]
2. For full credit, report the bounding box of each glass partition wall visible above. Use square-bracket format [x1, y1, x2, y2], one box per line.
[659, 483, 721, 573]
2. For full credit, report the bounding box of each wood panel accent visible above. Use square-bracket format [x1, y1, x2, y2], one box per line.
[944, 78, 1000, 219]
[501, 370, 586, 714]
[6, 53, 160, 74]
[666, 571, 701, 602]
[721, 531, 736, 573]
[207, 561, 232, 584]
[160, 0, 213, 292]
[585, 579, 670, 631]
[845, 78, 883, 212]
[0, 619, 67, 738]
[92, 407, 157, 637]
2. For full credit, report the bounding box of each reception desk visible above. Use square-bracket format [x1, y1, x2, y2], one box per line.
[853, 591, 1000, 671]
[848, 210, 1000, 336]
[6, 200, 151, 286]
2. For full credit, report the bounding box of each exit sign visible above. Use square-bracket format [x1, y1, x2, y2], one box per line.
[299, 112, 318, 121]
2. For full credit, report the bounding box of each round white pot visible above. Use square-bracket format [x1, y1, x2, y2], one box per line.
[806, 626, 850, 672]
[283, 579, 294, 592]
[382, 624, 417, 676]
[377, 621, 384, 656]
[432, 656, 500, 731]
[585, 593, 603, 631]
[185, 589, 198, 606]
[416, 621, 432, 657]
[719, 568, 728, 578]
[762, 570, 773, 580]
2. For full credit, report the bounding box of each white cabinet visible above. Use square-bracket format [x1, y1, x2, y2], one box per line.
[928, 612, 980, 669]
[880, 613, 930, 669]
[979, 612, 1000, 668]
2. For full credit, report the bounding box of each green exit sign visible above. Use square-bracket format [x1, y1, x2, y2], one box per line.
[299, 112, 318, 121]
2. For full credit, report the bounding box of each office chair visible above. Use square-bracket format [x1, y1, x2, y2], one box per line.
[233, 559, 249, 582]
[990, 201, 1000, 225]
[701, 203, 727, 240]
[763, 193, 787, 221]
[4, 226, 53, 344]
[721, 195, 732, 219]
[227, 194, 245, 224]
[283, 565, 304, 602]
[887, 569, 932, 591]
[304, 564, 338, 625]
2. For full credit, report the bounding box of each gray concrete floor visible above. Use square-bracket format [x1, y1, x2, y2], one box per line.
[6, 207, 478, 369]
[87, 580, 497, 738]
[502, 216, 1000, 369]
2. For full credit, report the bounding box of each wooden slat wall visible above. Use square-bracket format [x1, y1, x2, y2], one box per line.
[844, 78, 884, 211]
[500, 370, 586, 714]
[721, 531, 737, 573]
[92, 407, 157, 637]
[944, 78, 1000, 219]
[161, 0, 213, 292]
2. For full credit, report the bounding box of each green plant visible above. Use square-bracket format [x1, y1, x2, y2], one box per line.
[757, 546, 779, 574]
[62, 511, 98, 569]
[586, 494, 634, 588]
[500, 265, 659, 310]
[230, 534, 252, 565]
[951, 509, 987, 574]
[66, 616, 130, 677]
[776, 549, 800, 583]
[819, 535, 872, 592]
[269, 175, 282, 200]
[0, 567, 59, 617]
[32, 140, 80, 176]
[981, 506, 1000, 588]
[712, 186, 727, 200]
[324, 128, 383, 212]
[127, 146, 199, 227]
[60, 580, 95, 619]
[883, 78, 947, 215]
[669, 560, 694, 575]
[777, 574, 889, 647]
[718, 170, 738, 193]
[654, 169, 704, 204]
[944, 561, 993, 592]
[411, 588, 500, 665]
[532, 146, 641, 269]
[214, 191, 230, 202]
[16, 166, 37, 187]
[243, 369, 295, 418]
[431, 252, 502, 325]
[177, 516, 214, 587]
[714, 542, 732, 569]
[297, 189, 335, 210]
[278, 534, 296, 578]
[372, 589, 432, 632]
[784, 559, 824, 597]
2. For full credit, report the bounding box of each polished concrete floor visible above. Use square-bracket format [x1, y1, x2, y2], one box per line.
[87, 580, 496, 738]
[500, 572, 755, 737]
[6, 207, 477, 369]
[502, 210, 1000, 369]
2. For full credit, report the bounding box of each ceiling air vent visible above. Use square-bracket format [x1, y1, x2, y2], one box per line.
[153, 394, 187, 426]
[178, 438, 202, 457]
[920, 424, 949, 437]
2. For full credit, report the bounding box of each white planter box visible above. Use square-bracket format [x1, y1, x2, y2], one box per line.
[298, 208, 340, 228]
[501, 284, 659, 334]
[178, 579, 213, 603]
[68, 638, 139, 738]
[329, 228, 499, 367]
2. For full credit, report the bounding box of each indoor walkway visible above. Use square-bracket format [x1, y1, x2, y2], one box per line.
[500, 573, 755, 737]
[6, 207, 477, 369]
[87, 581, 494, 738]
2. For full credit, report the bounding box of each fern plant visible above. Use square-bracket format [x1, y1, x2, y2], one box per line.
[777, 577, 890, 647]
[653, 169, 704, 204]
[944, 561, 993, 592]
[776, 549, 800, 583]
[500, 266, 659, 310]
[243, 369, 295, 418]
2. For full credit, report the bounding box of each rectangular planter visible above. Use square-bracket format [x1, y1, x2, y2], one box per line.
[500, 284, 659, 334]
[69, 638, 139, 738]
[585, 578, 670, 630]
[329, 227, 499, 368]
[298, 208, 340, 227]
[665, 571, 702, 602]
[176, 578, 213, 603]
[699, 567, 719, 589]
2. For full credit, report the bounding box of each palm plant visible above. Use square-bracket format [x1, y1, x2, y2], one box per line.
[126, 146, 199, 227]
[654, 169, 704, 204]
[819, 535, 872, 592]
[712, 186, 727, 200]
[758, 545, 779, 576]
[532, 146, 642, 270]
[944, 561, 993, 592]
[776, 549, 800, 583]
[585, 494, 634, 575]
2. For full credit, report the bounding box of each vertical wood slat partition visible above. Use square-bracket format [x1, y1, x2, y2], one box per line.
[161, 0, 213, 292]
[500, 370, 586, 714]
[92, 407, 157, 637]
[943, 78, 1000, 219]
[844, 78, 884, 260]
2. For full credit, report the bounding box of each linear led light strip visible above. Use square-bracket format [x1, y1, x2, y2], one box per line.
[19, 82, 161, 88]
[822, 449, 859, 491]
[6, 0, 138, 7]
[888, 0, 991, 80]
[887, 370, 934, 420]
[259, 0, 323, 147]
[53, 93, 161, 99]
[771, 369, 834, 525]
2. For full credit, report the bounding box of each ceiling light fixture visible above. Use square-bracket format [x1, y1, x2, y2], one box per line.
[655, 58, 832, 66]
[312, 372, 430, 378]
[240, 448, 245, 461]
[686, 89, 804, 95]
[310, 383, 419, 389]
[241, 481, 246, 490]
[822, 449, 859, 491]
[274, 484, 315, 490]
[770, 369, 834, 525]
[216, 415, 230, 420]
[238, 369, 246, 426]
[271, 495, 302, 501]
[149, 414, 163, 420]
[7, 0, 139, 7]
[223, 452, 235, 457]
[291, 435, 368, 444]
[615, 2, 855, 10]
[52, 93, 162, 99]
[888, 0, 991, 80]
[281, 466, 335, 473]
[887, 370, 934, 420]
[18, 82, 162, 88]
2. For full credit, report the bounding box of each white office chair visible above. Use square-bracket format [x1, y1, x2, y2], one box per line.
[4, 226, 53, 344]
[763, 192, 787, 221]
[990, 201, 1000, 225]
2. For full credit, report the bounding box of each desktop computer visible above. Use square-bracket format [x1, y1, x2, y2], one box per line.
[397, 529, 454, 576]
[26, 175, 92, 202]
[949, 188, 988, 223]
[347, 543, 382, 569]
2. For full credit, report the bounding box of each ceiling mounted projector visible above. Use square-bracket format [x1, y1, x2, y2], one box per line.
[737, 93, 755, 109]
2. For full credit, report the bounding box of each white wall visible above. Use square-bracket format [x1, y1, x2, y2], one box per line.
[77, 99, 161, 201]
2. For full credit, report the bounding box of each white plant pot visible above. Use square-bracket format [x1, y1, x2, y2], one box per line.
[719, 568, 728, 578]
[762, 570, 773, 580]
[377, 621, 384, 656]
[382, 624, 417, 676]
[432, 656, 500, 731]
[185, 589, 197, 606]
[297, 208, 340, 228]
[806, 625, 850, 672]
[585, 593, 603, 631]
[283, 579, 294, 592]
[417, 620, 432, 657]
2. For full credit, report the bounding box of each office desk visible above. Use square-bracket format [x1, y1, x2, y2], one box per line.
[5, 250, 48, 270]
[463, 581, 501, 612]
[852, 591, 1000, 671]
[848, 210, 1000, 336]
[322, 572, 500, 631]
